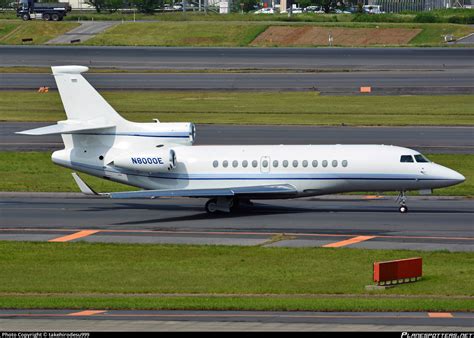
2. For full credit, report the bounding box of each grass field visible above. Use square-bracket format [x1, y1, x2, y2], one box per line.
[88, 21, 267, 47]
[0, 241, 472, 311]
[85, 21, 474, 47]
[0, 20, 79, 45]
[0, 18, 472, 46]
[0, 152, 471, 196]
[1, 91, 473, 126]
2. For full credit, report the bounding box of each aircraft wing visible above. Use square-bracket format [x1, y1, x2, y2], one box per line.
[109, 184, 298, 199]
[71, 172, 297, 199]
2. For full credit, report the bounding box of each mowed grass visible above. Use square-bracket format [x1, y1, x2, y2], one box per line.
[0, 152, 471, 196]
[84, 21, 474, 47]
[0, 241, 472, 311]
[87, 21, 267, 47]
[1, 91, 473, 126]
[0, 20, 79, 45]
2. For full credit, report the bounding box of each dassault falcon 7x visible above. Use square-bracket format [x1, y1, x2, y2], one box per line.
[19, 66, 465, 214]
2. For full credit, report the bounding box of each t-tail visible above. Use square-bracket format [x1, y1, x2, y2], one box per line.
[17, 66, 195, 186]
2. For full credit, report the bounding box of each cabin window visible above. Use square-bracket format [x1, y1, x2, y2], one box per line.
[302, 160, 308, 168]
[223, 160, 229, 168]
[414, 154, 430, 163]
[252, 160, 258, 168]
[342, 160, 348, 167]
[283, 160, 289, 168]
[262, 160, 269, 168]
[242, 160, 248, 168]
[212, 160, 218, 168]
[332, 160, 338, 167]
[232, 160, 238, 168]
[312, 160, 318, 167]
[322, 160, 328, 167]
[292, 160, 298, 168]
[273, 160, 279, 168]
[400, 155, 414, 163]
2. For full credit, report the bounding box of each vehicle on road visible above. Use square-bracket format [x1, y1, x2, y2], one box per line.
[363, 4, 384, 13]
[254, 7, 274, 14]
[304, 5, 324, 13]
[17, 0, 71, 21]
[18, 66, 465, 214]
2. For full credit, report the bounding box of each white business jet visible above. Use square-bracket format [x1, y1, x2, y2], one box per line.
[18, 66, 465, 214]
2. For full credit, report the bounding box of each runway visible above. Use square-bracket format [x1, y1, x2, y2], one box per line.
[2, 70, 473, 94]
[1, 46, 473, 70]
[1, 195, 472, 251]
[2, 122, 473, 153]
[0, 309, 471, 331]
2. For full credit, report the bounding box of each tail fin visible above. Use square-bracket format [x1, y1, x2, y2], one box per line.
[52, 65, 125, 123]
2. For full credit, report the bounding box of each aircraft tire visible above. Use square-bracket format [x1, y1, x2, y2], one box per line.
[205, 198, 218, 214]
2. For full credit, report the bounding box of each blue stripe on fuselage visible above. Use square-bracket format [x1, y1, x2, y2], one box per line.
[62, 160, 447, 182]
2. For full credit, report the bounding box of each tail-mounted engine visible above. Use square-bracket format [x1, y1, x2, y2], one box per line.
[112, 149, 177, 172]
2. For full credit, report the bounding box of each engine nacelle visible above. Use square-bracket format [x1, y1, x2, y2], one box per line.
[151, 122, 196, 145]
[113, 149, 177, 172]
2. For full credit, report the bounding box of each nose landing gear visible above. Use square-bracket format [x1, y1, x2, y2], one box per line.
[397, 191, 408, 213]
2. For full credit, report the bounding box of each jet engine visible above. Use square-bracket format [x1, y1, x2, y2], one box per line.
[112, 149, 177, 172]
[149, 122, 196, 145]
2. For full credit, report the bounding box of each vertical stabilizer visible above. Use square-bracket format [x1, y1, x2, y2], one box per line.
[52, 66, 125, 124]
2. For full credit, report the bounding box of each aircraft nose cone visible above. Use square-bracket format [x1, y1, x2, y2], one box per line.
[453, 171, 466, 183]
[446, 169, 465, 184]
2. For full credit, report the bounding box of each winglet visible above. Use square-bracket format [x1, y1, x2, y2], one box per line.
[72, 172, 98, 196]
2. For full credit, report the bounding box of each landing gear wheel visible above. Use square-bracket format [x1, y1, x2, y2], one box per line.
[205, 198, 218, 214]
[230, 198, 240, 212]
[397, 191, 408, 213]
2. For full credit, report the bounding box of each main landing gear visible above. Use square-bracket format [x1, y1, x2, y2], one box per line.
[397, 191, 408, 213]
[205, 197, 251, 214]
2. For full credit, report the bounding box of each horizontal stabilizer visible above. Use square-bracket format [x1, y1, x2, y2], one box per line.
[110, 184, 297, 199]
[16, 120, 115, 136]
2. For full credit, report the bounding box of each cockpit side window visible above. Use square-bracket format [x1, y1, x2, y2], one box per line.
[400, 155, 414, 163]
[414, 154, 430, 163]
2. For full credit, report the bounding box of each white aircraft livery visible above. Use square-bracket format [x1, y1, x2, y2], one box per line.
[19, 66, 465, 214]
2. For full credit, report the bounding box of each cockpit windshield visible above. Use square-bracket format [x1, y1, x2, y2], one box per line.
[400, 155, 414, 163]
[414, 154, 430, 163]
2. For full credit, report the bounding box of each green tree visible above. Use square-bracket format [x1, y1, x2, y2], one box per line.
[85, 0, 107, 12]
[132, 0, 163, 13]
[0, 0, 13, 8]
[297, 0, 312, 8]
[240, 0, 258, 12]
[104, 0, 125, 12]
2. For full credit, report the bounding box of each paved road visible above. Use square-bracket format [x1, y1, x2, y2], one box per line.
[1, 195, 472, 251]
[2, 70, 473, 94]
[3, 123, 473, 153]
[0, 310, 471, 331]
[46, 21, 118, 44]
[1, 46, 473, 70]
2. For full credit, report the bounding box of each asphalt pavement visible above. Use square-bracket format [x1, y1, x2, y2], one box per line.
[0, 310, 471, 331]
[2, 70, 473, 94]
[1, 46, 473, 70]
[1, 195, 472, 251]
